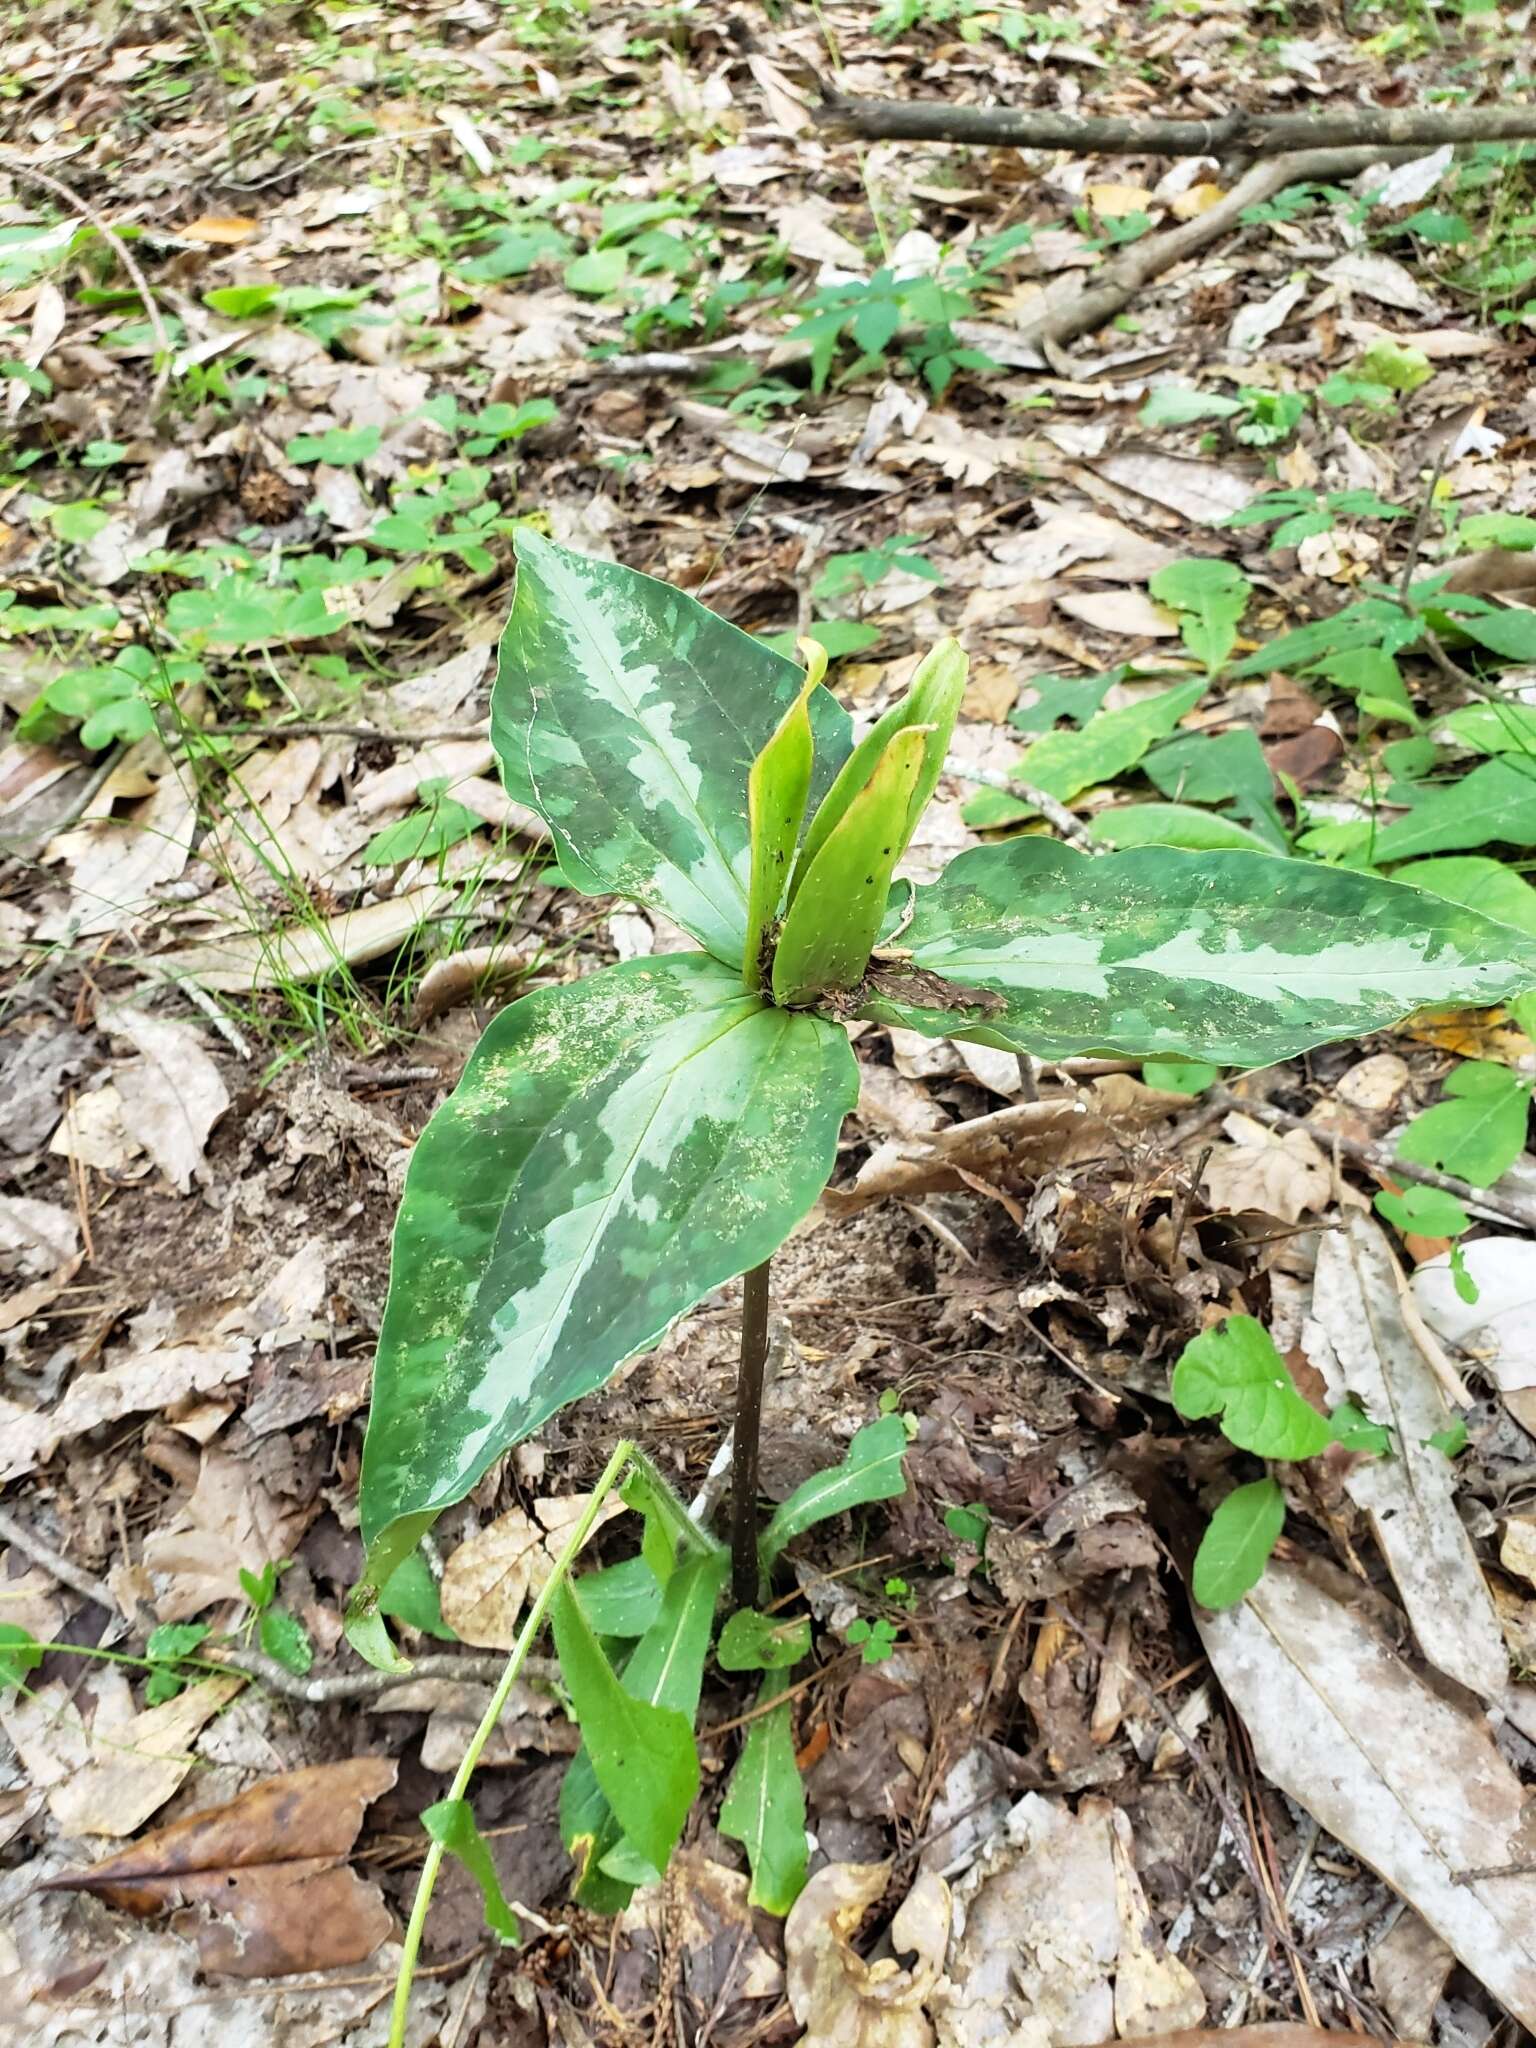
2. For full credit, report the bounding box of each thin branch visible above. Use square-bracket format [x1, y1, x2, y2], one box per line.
[206, 1644, 560, 1699]
[816, 98, 1536, 157]
[950, 766, 1097, 847]
[200, 722, 488, 742]
[0, 153, 174, 403]
[0, 1505, 118, 1611]
[1209, 1086, 1536, 1233]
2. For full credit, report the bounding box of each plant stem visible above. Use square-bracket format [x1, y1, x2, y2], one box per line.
[387, 1438, 635, 2048]
[728, 1261, 772, 1611]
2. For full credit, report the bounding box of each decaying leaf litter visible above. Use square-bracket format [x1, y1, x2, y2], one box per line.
[5, 0, 1536, 2041]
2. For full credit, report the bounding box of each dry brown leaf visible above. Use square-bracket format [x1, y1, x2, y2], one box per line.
[439, 1508, 547, 1649]
[0, 1339, 251, 1483]
[141, 1447, 315, 1620]
[1372, 1912, 1455, 2040]
[0, 1194, 79, 1277]
[1201, 1112, 1329, 1222]
[179, 214, 260, 243]
[100, 1003, 230, 1192]
[786, 1863, 949, 2048]
[1, 1668, 242, 1836]
[44, 1757, 397, 1977]
[43, 772, 197, 938]
[1501, 1517, 1536, 1588]
[150, 883, 457, 992]
[1054, 588, 1178, 639]
[1091, 449, 1261, 526]
[1197, 1560, 1536, 2027]
[48, 1083, 140, 1171]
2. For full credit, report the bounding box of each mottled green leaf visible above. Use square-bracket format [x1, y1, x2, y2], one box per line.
[1391, 857, 1536, 942]
[773, 726, 925, 1006]
[745, 646, 821, 991]
[760, 1415, 908, 1569]
[552, 1577, 701, 1881]
[493, 532, 851, 964]
[1396, 1061, 1532, 1187]
[1192, 1478, 1285, 1608]
[422, 1798, 520, 1943]
[1171, 1316, 1332, 1459]
[964, 679, 1206, 826]
[719, 1678, 808, 1914]
[717, 1609, 811, 1671]
[560, 1551, 726, 1907]
[857, 842, 1536, 1066]
[359, 954, 858, 1591]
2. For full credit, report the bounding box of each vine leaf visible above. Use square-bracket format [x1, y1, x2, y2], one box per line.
[759, 1415, 909, 1570]
[1192, 1477, 1286, 1608]
[1171, 1316, 1332, 1460]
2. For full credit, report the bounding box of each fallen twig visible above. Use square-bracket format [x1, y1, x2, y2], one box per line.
[816, 98, 1536, 157]
[1210, 1086, 1536, 1233]
[0, 153, 174, 404]
[207, 1644, 560, 1700]
[1007, 146, 1419, 351]
[0, 1505, 119, 1612]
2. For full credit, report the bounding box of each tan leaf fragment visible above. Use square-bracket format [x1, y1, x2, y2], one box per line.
[1304, 1212, 1509, 1702]
[100, 1003, 230, 1192]
[42, 1757, 397, 1976]
[141, 1448, 314, 1620]
[439, 1509, 547, 1649]
[1, 1668, 242, 1836]
[786, 1862, 950, 2048]
[1202, 1112, 1329, 1222]
[0, 1340, 252, 1484]
[150, 883, 457, 992]
[1197, 1560, 1536, 2028]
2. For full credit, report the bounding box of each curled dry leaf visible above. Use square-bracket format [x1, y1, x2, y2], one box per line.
[828, 1077, 1183, 1214]
[786, 1862, 951, 2048]
[1201, 1112, 1330, 1223]
[1197, 1560, 1536, 2028]
[43, 1758, 398, 1977]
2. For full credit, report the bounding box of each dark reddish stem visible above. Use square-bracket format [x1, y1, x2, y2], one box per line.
[728, 1260, 772, 1610]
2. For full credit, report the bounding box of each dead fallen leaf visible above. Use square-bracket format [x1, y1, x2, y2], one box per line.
[439, 1508, 547, 1649]
[141, 1447, 315, 1620]
[0, 1339, 251, 1484]
[100, 1002, 230, 1193]
[1198, 1560, 1536, 2028]
[1305, 1213, 1509, 1703]
[1, 1668, 242, 1836]
[179, 215, 260, 244]
[44, 1758, 397, 1976]
[1414, 1236, 1536, 1391]
[0, 1194, 79, 1276]
[1201, 1112, 1329, 1222]
[786, 1862, 949, 2048]
[150, 884, 457, 992]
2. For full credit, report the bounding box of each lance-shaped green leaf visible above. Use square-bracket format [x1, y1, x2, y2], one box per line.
[552, 1573, 704, 1883]
[574, 1554, 665, 1639]
[358, 953, 858, 1602]
[422, 1798, 520, 1943]
[719, 1677, 808, 1914]
[772, 726, 927, 1007]
[857, 841, 1536, 1067]
[717, 1608, 812, 1671]
[560, 1550, 727, 1908]
[1192, 1477, 1286, 1609]
[744, 642, 824, 991]
[494, 531, 852, 965]
[759, 1415, 909, 1569]
[787, 638, 966, 909]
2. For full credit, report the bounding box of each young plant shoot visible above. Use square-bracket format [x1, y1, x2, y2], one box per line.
[352, 531, 1536, 1838]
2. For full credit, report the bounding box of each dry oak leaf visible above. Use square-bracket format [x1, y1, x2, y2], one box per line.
[43, 1757, 397, 1977]
[1201, 1112, 1330, 1223]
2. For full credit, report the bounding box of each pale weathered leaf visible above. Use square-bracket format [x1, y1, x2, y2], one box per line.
[1198, 1562, 1536, 2027]
[1306, 1213, 1509, 1700]
[359, 954, 858, 1589]
[859, 843, 1536, 1067]
[1413, 1235, 1536, 1390]
[100, 1003, 229, 1193]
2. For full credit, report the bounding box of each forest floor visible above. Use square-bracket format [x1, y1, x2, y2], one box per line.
[5, 1, 1536, 2044]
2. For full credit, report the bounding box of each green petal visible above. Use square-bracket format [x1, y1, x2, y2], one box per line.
[859, 841, 1536, 1066]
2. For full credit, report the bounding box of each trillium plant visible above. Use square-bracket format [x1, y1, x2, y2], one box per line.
[359, 534, 1536, 2024]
